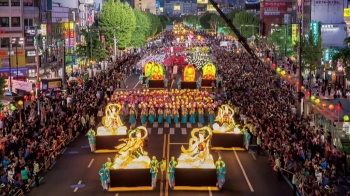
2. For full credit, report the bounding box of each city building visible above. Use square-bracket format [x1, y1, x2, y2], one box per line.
[164, 0, 197, 15]
[311, 0, 347, 48]
[0, 0, 41, 84]
[134, 0, 156, 14]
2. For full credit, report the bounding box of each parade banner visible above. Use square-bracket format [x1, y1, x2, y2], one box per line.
[291, 24, 299, 45]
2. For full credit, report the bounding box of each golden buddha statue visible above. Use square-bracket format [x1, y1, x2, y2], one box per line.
[150, 64, 164, 80]
[144, 61, 154, 77]
[183, 65, 196, 82]
[202, 63, 216, 80]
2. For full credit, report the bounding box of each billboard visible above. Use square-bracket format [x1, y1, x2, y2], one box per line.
[207, 4, 216, 11]
[156, 1, 160, 8]
[174, 5, 180, 11]
[197, 0, 208, 4]
[311, 0, 346, 23]
[310, 22, 319, 45]
[245, 0, 259, 4]
[291, 24, 299, 45]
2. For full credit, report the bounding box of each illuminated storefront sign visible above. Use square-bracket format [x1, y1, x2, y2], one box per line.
[291, 24, 299, 45]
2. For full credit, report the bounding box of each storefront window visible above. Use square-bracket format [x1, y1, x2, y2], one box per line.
[11, 0, 20, 6]
[11, 17, 20, 27]
[0, 17, 9, 27]
[0, 0, 9, 6]
[24, 37, 34, 46]
[1, 38, 9, 48]
[28, 69, 36, 77]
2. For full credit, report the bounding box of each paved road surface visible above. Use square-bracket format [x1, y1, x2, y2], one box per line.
[29, 120, 293, 196]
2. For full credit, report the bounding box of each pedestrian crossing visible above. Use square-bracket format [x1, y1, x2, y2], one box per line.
[96, 121, 209, 135]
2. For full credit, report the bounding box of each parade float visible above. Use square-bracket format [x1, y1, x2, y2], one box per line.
[148, 62, 165, 88]
[173, 127, 219, 190]
[181, 64, 197, 89]
[95, 103, 128, 152]
[211, 105, 244, 150]
[109, 126, 153, 191]
[201, 62, 217, 87]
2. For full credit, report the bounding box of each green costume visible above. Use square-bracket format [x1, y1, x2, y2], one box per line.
[215, 156, 226, 168]
[105, 157, 113, 170]
[170, 156, 178, 168]
[150, 156, 159, 167]
[168, 163, 175, 188]
[150, 165, 158, 188]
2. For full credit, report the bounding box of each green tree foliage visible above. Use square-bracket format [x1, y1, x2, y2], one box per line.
[332, 37, 350, 66]
[226, 9, 241, 21]
[232, 11, 260, 38]
[300, 30, 323, 72]
[266, 26, 295, 57]
[200, 13, 216, 29]
[185, 15, 200, 27]
[208, 14, 226, 33]
[99, 0, 136, 49]
[145, 13, 161, 38]
[76, 25, 108, 62]
[0, 76, 6, 101]
[158, 15, 170, 30]
[130, 10, 150, 47]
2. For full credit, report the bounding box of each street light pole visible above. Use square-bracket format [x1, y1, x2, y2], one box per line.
[8, 41, 12, 92]
[15, 41, 18, 80]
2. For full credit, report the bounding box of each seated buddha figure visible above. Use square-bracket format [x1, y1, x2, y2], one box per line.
[144, 61, 154, 77]
[150, 64, 164, 80]
[202, 63, 216, 80]
[183, 65, 195, 82]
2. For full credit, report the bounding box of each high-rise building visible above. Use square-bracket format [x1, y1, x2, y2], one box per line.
[134, 0, 156, 14]
[164, 0, 197, 15]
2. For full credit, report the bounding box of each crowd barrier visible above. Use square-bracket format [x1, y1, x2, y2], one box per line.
[13, 133, 78, 196]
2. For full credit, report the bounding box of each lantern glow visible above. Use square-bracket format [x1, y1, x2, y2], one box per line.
[344, 115, 349, 121]
[301, 86, 305, 91]
[329, 104, 334, 110]
[310, 95, 316, 101]
[315, 99, 320, 104]
[321, 102, 327, 107]
[276, 67, 281, 72]
[281, 70, 286, 75]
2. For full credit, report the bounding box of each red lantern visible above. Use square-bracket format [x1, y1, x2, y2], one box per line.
[306, 91, 311, 96]
[271, 63, 276, 69]
[83, 65, 87, 69]
[35, 83, 40, 89]
[335, 105, 341, 111]
[295, 81, 300, 86]
[30, 90, 34, 95]
[0, 113, 4, 120]
[24, 95, 29, 101]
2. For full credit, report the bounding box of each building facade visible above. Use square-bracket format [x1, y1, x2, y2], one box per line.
[164, 0, 197, 15]
[134, 0, 156, 14]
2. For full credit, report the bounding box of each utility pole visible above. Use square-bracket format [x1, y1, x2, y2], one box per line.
[62, 35, 66, 87]
[7, 40, 12, 92]
[34, 25, 41, 118]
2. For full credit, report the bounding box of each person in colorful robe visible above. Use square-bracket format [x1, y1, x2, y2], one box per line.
[148, 106, 156, 123]
[139, 75, 143, 84]
[99, 164, 109, 190]
[215, 156, 226, 169]
[119, 108, 125, 123]
[141, 107, 147, 124]
[173, 107, 179, 124]
[165, 107, 172, 124]
[189, 107, 196, 124]
[169, 156, 178, 167]
[150, 164, 158, 189]
[177, 79, 181, 90]
[158, 107, 164, 123]
[209, 108, 215, 125]
[216, 162, 226, 189]
[150, 156, 159, 168]
[145, 78, 150, 88]
[159, 157, 167, 181]
[181, 106, 188, 124]
[87, 128, 96, 153]
[243, 128, 251, 150]
[105, 157, 113, 183]
[168, 161, 175, 189]
[129, 108, 136, 124]
[198, 107, 205, 124]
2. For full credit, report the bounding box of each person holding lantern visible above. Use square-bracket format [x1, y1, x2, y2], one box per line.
[165, 105, 172, 124]
[141, 106, 147, 124]
[189, 105, 196, 124]
[208, 107, 215, 125]
[181, 105, 188, 124]
[198, 106, 205, 124]
[148, 106, 156, 123]
[158, 106, 164, 124]
[87, 127, 96, 153]
[129, 107, 137, 124]
[173, 106, 179, 124]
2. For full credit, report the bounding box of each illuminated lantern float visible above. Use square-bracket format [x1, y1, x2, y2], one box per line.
[95, 103, 128, 152]
[201, 63, 217, 87]
[109, 126, 155, 191]
[181, 64, 197, 89]
[173, 127, 219, 190]
[211, 105, 244, 149]
[147, 62, 165, 88]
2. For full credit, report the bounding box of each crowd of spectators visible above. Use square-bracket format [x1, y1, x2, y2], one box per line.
[213, 44, 348, 195]
[0, 53, 140, 195]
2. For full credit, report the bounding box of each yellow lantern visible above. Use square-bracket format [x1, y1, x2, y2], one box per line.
[197, 35, 201, 40]
[300, 86, 305, 91]
[329, 104, 334, 110]
[69, 68, 73, 72]
[315, 99, 320, 104]
[18, 100, 23, 106]
[281, 70, 286, 75]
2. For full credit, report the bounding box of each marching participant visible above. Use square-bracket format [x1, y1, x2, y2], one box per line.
[168, 161, 175, 189]
[99, 164, 109, 190]
[216, 162, 226, 189]
[87, 127, 96, 153]
[150, 164, 158, 189]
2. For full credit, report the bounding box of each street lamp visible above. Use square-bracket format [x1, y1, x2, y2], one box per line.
[7, 39, 12, 92]
[12, 37, 24, 80]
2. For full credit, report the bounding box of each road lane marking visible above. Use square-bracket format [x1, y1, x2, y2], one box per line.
[147, 128, 152, 134]
[133, 81, 140, 89]
[186, 123, 191, 128]
[208, 187, 213, 196]
[73, 180, 82, 192]
[170, 128, 175, 134]
[115, 194, 119, 196]
[165, 122, 169, 128]
[233, 148, 254, 192]
[87, 159, 94, 168]
[153, 122, 158, 128]
[169, 143, 187, 145]
[61, 147, 68, 154]
[248, 149, 256, 160]
[181, 128, 186, 135]
[160, 134, 167, 196]
[165, 134, 170, 196]
[158, 128, 163, 134]
[49, 161, 57, 170]
[175, 123, 180, 128]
